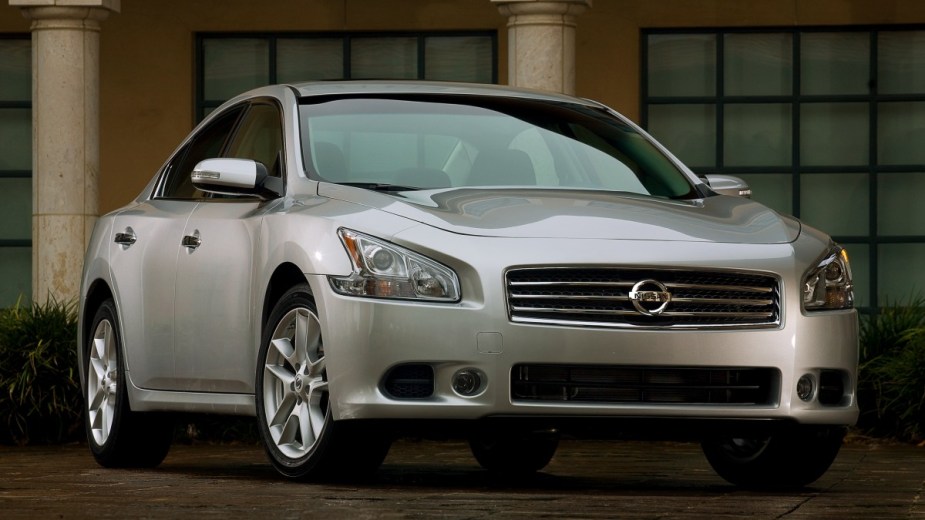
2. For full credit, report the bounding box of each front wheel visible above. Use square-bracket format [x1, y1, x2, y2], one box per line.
[84, 299, 173, 467]
[255, 285, 390, 479]
[701, 425, 846, 489]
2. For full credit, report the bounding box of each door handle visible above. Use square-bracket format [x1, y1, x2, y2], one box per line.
[182, 231, 201, 250]
[114, 228, 136, 248]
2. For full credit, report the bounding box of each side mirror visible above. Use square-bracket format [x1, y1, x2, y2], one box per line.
[191, 158, 283, 199]
[703, 174, 752, 198]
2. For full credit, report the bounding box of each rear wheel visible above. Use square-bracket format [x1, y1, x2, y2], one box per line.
[85, 299, 173, 467]
[701, 425, 845, 489]
[469, 429, 559, 474]
[256, 284, 390, 479]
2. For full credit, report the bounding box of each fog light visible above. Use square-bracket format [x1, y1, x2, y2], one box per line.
[797, 374, 815, 402]
[452, 369, 482, 396]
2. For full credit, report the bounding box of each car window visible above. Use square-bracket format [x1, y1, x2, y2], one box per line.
[225, 102, 285, 177]
[299, 96, 698, 199]
[158, 106, 243, 199]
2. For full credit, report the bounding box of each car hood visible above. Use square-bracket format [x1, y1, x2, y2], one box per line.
[317, 185, 800, 244]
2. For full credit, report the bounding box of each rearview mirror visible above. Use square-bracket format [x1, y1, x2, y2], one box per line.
[191, 158, 283, 199]
[703, 174, 752, 198]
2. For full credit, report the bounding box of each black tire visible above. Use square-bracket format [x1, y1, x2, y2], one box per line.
[255, 284, 390, 480]
[84, 299, 173, 468]
[469, 429, 559, 474]
[701, 425, 846, 489]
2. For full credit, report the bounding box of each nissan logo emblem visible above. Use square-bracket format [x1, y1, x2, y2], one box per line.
[628, 279, 671, 316]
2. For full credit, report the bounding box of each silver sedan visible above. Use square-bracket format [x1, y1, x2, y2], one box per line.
[78, 81, 858, 488]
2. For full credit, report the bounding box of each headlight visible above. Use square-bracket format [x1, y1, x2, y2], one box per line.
[329, 228, 461, 302]
[803, 244, 853, 311]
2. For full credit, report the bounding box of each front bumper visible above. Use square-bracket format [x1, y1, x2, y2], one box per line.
[312, 274, 859, 427]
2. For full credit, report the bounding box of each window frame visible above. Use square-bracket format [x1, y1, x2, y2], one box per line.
[195, 30, 498, 122]
[641, 25, 925, 311]
[0, 33, 31, 250]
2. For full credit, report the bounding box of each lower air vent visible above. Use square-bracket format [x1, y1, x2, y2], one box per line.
[512, 364, 778, 405]
[383, 364, 434, 399]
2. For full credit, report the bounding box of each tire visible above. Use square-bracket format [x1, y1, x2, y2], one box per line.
[701, 425, 846, 489]
[84, 299, 173, 468]
[255, 284, 390, 480]
[469, 429, 559, 474]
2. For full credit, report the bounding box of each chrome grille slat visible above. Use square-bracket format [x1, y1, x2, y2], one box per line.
[506, 267, 781, 329]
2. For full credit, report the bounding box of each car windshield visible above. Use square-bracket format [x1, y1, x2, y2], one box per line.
[298, 94, 698, 199]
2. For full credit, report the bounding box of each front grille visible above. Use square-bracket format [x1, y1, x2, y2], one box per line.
[512, 364, 778, 405]
[506, 267, 781, 329]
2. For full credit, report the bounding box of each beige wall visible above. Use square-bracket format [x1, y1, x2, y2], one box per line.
[5, 0, 925, 212]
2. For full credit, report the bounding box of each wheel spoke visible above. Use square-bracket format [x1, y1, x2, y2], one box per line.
[265, 364, 295, 388]
[298, 402, 314, 448]
[294, 310, 310, 365]
[307, 380, 328, 440]
[269, 391, 297, 429]
[277, 412, 301, 448]
[270, 337, 295, 366]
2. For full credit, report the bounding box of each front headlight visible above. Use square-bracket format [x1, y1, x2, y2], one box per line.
[803, 244, 853, 311]
[329, 228, 460, 302]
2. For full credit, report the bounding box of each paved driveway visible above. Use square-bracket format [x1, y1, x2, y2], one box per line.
[1, 438, 923, 518]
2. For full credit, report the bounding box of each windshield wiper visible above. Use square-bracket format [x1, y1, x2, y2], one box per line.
[338, 182, 421, 192]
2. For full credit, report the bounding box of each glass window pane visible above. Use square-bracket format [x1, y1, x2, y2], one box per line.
[647, 34, 716, 97]
[844, 244, 869, 308]
[277, 39, 343, 82]
[878, 172, 925, 236]
[801, 32, 870, 95]
[724, 103, 792, 167]
[738, 173, 792, 215]
[0, 247, 31, 307]
[878, 244, 925, 302]
[878, 102, 925, 166]
[0, 39, 30, 102]
[647, 104, 716, 168]
[351, 37, 417, 80]
[878, 31, 925, 95]
[800, 103, 868, 166]
[800, 173, 868, 236]
[203, 39, 269, 101]
[724, 33, 792, 96]
[425, 36, 493, 83]
[0, 109, 31, 171]
[0, 178, 31, 241]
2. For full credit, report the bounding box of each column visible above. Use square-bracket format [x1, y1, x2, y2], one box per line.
[491, 0, 591, 95]
[10, 0, 120, 303]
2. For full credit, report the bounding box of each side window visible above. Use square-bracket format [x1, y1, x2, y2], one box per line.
[225, 102, 284, 177]
[158, 106, 243, 199]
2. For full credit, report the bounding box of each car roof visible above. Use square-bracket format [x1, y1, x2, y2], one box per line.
[288, 80, 602, 108]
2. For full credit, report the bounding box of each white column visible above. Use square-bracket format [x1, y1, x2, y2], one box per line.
[491, 0, 591, 95]
[10, 0, 119, 303]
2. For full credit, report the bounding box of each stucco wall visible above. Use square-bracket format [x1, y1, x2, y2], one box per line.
[4, 0, 925, 212]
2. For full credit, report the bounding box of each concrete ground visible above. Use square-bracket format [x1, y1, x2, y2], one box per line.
[1, 438, 923, 519]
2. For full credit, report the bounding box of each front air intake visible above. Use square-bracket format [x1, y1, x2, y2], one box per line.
[383, 364, 434, 399]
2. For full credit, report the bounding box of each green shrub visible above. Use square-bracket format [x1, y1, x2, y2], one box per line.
[0, 299, 83, 446]
[857, 297, 925, 442]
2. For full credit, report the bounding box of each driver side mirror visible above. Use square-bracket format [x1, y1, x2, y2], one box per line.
[703, 174, 752, 198]
[191, 158, 283, 200]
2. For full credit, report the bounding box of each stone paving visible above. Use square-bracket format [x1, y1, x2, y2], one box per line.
[1, 438, 923, 519]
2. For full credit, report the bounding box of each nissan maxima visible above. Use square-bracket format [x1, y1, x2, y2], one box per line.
[78, 81, 857, 488]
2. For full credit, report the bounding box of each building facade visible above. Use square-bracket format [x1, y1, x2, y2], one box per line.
[2, 0, 925, 310]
